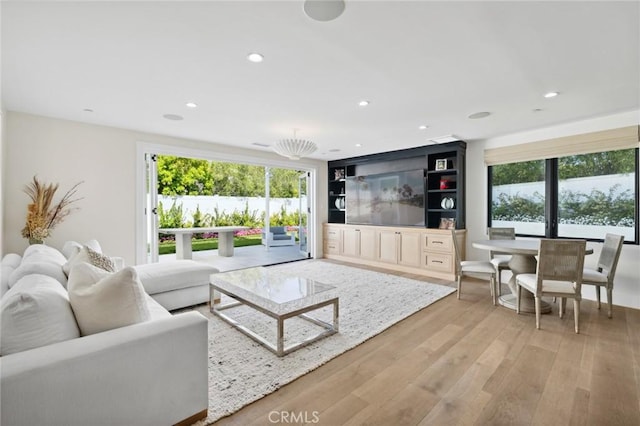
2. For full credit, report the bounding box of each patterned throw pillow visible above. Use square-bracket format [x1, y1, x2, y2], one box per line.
[63, 245, 115, 276]
[85, 246, 115, 272]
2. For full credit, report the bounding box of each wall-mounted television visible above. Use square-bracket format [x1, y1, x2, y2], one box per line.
[345, 169, 425, 226]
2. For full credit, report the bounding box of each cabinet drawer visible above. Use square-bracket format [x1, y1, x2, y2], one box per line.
[325, 228, 340, 240]
[424, 234, 452, 252]
[324, 241, 340, 254]
[423, 253, 453, 272]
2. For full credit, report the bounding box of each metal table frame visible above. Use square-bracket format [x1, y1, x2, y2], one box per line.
[210, 284, 339, 357]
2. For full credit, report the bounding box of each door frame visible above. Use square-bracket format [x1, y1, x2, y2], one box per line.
[135, 141, 319, 265]
[299, 171, 311, 257]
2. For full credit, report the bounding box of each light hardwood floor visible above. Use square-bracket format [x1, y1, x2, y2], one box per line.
[213, 260, 640, 426]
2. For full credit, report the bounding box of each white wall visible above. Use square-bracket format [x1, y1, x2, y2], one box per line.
[466, 110, 640, 309]
[3, 112, 328, 265]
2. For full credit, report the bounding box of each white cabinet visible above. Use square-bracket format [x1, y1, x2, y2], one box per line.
[422, 232, 454, 273]
[341, 228, 361, 257]
[378, 230, 398, 264]
[378, 230, 421, 267]
[324, 224, 465, 281]
[359, 228, 377, 260]
[399, 232, 421, 267]
[323, 224, 340, 255]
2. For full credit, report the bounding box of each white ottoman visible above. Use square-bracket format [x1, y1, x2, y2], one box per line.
[134, 261, 218, 311]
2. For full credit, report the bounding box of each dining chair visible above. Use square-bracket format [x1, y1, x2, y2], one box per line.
[451, 230, 497, 305]
[516, 239, 586, 333]
[488, 227, 515, 297]
[582, 233, 624, 318]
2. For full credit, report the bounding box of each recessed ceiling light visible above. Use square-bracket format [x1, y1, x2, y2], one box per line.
[544, 91, 559, 98]
[247, 53, 264, 63]
[430, 135, 459, 144]
[468, 111, 491, 119]
[419, 125, 428, 130]
[163, 114, 184, 121]
[185, 102, 197, 108]
[358, 100, 370, 107]
[355, 143, 362, 147]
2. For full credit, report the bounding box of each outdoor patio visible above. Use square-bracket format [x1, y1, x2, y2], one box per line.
[158, 243, 308, 272]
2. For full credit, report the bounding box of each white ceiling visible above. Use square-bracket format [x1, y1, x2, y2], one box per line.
[2, 1, 639, 161]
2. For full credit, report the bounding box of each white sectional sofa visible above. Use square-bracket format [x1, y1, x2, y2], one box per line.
[0, 242, 216, 426]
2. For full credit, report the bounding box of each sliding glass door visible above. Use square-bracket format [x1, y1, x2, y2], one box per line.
[299, 172, 310, 257]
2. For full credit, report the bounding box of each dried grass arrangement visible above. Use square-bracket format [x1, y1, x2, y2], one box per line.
[21, 176, 83, 243]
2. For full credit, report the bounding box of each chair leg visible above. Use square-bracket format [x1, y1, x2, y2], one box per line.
[457, 275, 462, 300]
[490, 276, 496, 306]
[559, 298, 567, 319]
[487, 276, 494, 305]
[574, 299, 580, 334]
[534, 297, 541, 329]
[516, 284, 521, 314]
[496, 269, 502, 296]
[595, 287, 601, 309]
[558, 297, 562, 317]
[606, 287, 613, 319]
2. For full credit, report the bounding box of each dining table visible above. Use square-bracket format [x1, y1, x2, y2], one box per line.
[472, 239, 593, 314]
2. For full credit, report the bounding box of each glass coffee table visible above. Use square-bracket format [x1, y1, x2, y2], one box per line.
[210, 267, 339, 357]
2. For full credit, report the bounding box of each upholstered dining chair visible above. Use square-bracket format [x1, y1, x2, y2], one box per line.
[488, 227, 515, 298]
[451, 230, 497, 305]
[516, 239, 586, 333]
[582, 233, 624, 318]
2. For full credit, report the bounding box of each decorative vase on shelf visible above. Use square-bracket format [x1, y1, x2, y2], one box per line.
[28, 237, 45, 245]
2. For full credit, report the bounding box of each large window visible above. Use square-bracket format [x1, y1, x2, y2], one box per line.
[489, 148, 638, 242]
[558, 150, 636, 240]
[490, 159, 546, 236]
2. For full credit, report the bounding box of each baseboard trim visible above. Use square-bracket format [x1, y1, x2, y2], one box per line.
[174, 409, 207, 426]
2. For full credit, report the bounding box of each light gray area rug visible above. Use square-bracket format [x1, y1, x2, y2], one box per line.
[194, 260, 455, 424]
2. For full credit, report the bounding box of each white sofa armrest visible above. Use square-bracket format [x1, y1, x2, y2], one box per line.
[0, 312, 208, 426]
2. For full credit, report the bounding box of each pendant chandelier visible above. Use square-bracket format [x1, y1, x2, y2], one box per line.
[273, 129, 317, 160]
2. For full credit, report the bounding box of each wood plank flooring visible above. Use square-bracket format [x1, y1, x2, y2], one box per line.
[212, 260, 640, 426]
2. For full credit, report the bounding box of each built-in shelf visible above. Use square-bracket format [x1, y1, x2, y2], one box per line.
[328, 142, 466, 229]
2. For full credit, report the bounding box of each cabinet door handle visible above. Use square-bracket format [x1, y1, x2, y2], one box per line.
[432, 260, 443, 264]
[433, 240, 443, 244]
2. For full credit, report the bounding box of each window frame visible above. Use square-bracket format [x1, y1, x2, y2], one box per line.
[487, 148, 639, 244]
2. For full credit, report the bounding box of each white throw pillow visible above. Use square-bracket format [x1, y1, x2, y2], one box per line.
[67, 262, 150, 336]
[61, 239, 102, 261]
[63, 245, 114, 276]
[8, 261, 68, 289]
[22, 244, 68, 265]
[1, 254, 22, 297]
[8, 244, 69, 288]
[0, 274, 80, 356]
[1, 253, 23, 269]
[61, 240, 83, 260]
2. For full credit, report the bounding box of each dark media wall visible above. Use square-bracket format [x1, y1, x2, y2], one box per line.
[328, 141, 466, 229]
